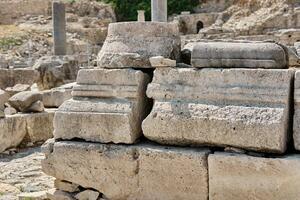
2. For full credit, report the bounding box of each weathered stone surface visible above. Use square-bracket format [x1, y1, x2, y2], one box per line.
[42, 141, 209, 200]
[97, 22, 180, 68]
[4, 106, 17, 115]
[52, 1, 67, 56]
[0, 69, 40, 89]
[42, 85, 73, 108]
[27, 100, 45, 113]
[8, 91, 43, 112]
[54, 69, 150, 144]
[54, 180, 79, 193]
[5, 84, 31, 97]
[18, 191, 47, 200]
[151, 0, 167, 22]
[47, 189, 74, 200]
[191, 42, 287, 68]
[0, 115, 27, 153]
[149, 56, 176, 68]
[208, 153, 300, 200]
[143, 68, 293, 153]
[75, 190, 99, 200]
[0, 89, 9, 110]
[293, 70, 300, 150]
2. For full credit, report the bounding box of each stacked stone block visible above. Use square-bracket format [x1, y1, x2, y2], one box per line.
[42, 22, 300, 200]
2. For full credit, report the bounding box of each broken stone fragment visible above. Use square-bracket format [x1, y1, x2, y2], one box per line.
[143, 68, 293, 153]
[4, 106, 17, 115]
[75, 190, 99, 200]
[191, 42, 287, 68]
[42, 141, 209, 200]
[208, 153, 300, 200]
[27, 100, 45, 113]
[54, 179, 79, 193]
[149, 56, 176, 68]
[98, 22, 180, 68]
[8, 91, 43, 112]
[5, 84, 31, 97]
[41, 83, 74, 108]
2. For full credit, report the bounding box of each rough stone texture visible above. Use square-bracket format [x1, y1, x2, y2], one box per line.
[54, 180, 79, 193]
[18, 191, 47, 200]
[0, 89, 10, 110]
[54, 69, 150, 144]
[27, 100, 45, 113]
[97, 22, 181, 68]
[75, 190, 99, 200]
[0, 115, 27, 153]
[46, 189, 74, 200]
[8, 91, 42, 112]
[5, 84, 31, 97]
[143, 68, 293, 153]
[42, 141, 209, 200]
[33, 56, 79, 90]
[293, 70, 300, 150]
[149, 56, 176, 68]
[151, 0, 167, 22]
[191, 42, 287, 68]
[208, 153, 300, 200]
[42, 86, 73, 108]
[4, 106, 17, 116]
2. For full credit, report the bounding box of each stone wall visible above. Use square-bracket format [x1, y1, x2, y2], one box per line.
[41, 22, 300, 200]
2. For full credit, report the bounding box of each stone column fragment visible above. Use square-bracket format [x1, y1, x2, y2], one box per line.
[209, 153, 300, 200]
[52, 1, 66, 55]
[151, 0, 167, 22]
[54, 68, 150, 144]
[293, 70, 300, 150]
[142, 68, 293, 153]
[137, 10, 145, 22]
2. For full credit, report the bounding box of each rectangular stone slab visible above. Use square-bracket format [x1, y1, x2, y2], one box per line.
[208, 153, 300, 200]
[42, 140, 209, 200]
[191, 42, 287, 69]
[293, 70, 300, 150]
[54, 68, 150, 144]
[142, 68, 293, 153]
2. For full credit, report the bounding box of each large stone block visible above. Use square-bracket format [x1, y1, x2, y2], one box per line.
[142, 68, 293, 153]
[208, 153, 300, 200]
[97, 22, 180, 68]
[42, 140, 209, 200]
[191, 42, 287, 69]
[293, 70, 300, 150]
[54, 69, 150, 144]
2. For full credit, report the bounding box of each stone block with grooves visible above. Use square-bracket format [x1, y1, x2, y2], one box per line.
[208, 153, 300, 200]
[42, 140, 209, 200]
[54, 68, 150, 144]
[97, 22, 181, 68]
[191, 42, 287, 69]
[293, 70, 300, 150]
[142, 68, 293, 153]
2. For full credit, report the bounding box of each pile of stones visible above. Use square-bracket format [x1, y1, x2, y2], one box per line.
[42, 21, 300, 200]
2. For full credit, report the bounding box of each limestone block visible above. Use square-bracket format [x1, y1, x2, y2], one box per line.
[27, 100, 45, 113]
[42, 88, 72, 108]
[208, 153, 300, 200]
[54, 180, 79, 193]
[293, 71, 300, 150]
[97, 22, 180, 68]
[143, 68, 293, 153]
[54, 69, 150, 144]
[42, 141, 209, 200]
[191, 42, 287, 68]
[8, 91, 43, 112]
[149, 56, 176, 68]
[0, 115, 27, 153]
[75, 190, 99, 200]
[5, 84, 31, 97]
[47, 189, 75, 200]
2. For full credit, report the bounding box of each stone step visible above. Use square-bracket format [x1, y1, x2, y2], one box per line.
[143, 68, 294, 153]
[42, 140, 209, 200]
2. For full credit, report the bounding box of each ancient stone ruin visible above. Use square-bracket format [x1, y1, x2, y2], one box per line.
[0, 0, 300, 200]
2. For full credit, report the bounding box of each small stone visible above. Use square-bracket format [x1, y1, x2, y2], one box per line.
[149, 56, 176, 68]
[18, 191, 47, 200]
[8, 91, 43, 112]
[46, 189, 74, 200]
[26, 101, 45, 113]
[54, 179, 79, 193]
[75, 190, 99, 200]
[4, 106, 17, 115]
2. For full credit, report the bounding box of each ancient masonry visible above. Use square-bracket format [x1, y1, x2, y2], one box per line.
[40, 19, 300, 199]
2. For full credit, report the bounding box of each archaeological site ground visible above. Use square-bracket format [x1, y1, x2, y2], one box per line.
[0, 0, 300, 199]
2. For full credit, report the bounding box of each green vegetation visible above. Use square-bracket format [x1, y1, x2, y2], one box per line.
[99, 0, 199, 21]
